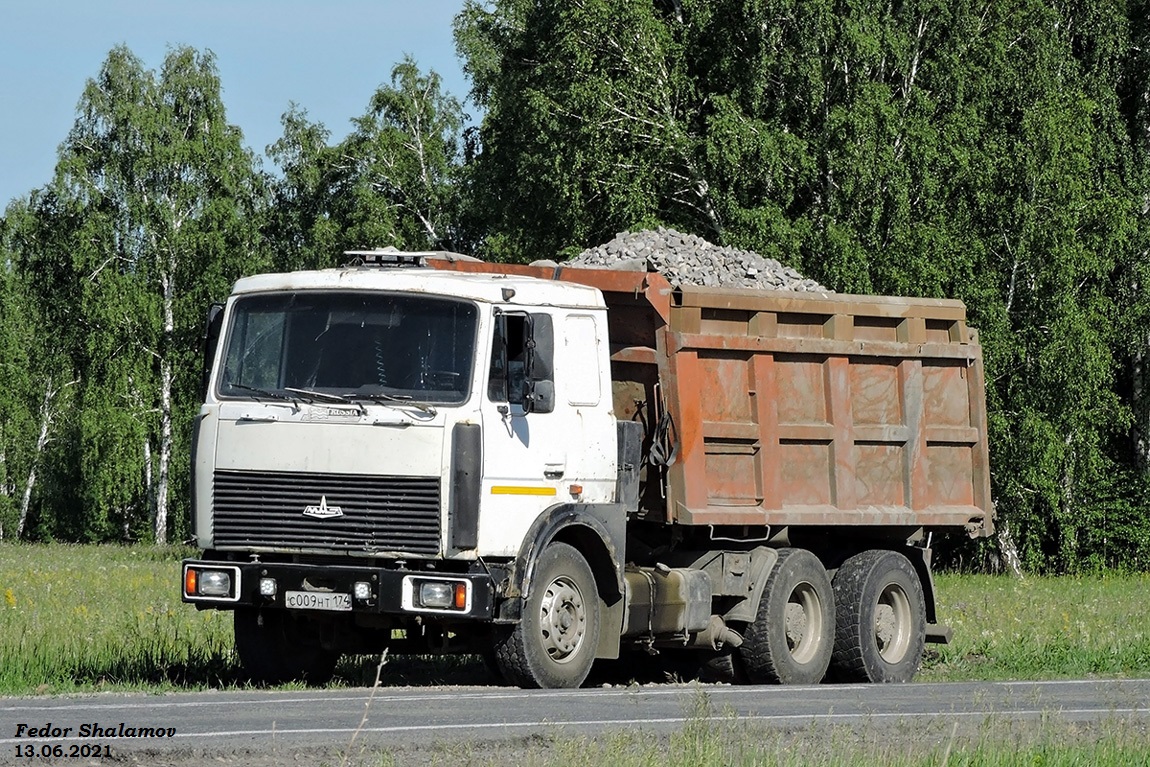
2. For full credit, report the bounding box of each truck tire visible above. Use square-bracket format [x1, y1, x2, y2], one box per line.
[737, 548, 834, 685]
[233, 608, 339, 686]
[494, 542, 600, 689]
[830, 549, 926, 683]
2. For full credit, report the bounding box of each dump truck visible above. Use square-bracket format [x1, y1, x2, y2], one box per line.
[182, 249, 993, 688]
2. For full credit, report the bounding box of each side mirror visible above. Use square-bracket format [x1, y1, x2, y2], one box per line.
[525, 313, 554, 381]
[201, 303, 225, 399]
[524, 379, 555, 414]
[522, 312, 555, 415]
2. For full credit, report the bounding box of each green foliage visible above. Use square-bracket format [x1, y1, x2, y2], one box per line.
[0, 204, 78, 541]
[266, 57, 465, 269]
[457, 0, 1150, 572]
[3, 46, 268, 543]
[456, 0, 708, 260]
[1, 4, 1150, 574]
[0, 262, 34, 538]
[264, 105, 340, 269]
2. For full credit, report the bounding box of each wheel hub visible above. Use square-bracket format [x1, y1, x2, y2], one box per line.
[785, 602, 808, 649]
[785, 581, 824, 664]
[539, 576, 586, 663]
[875, 583, 912, 663]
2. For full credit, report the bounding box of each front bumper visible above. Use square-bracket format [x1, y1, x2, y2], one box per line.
[182, 559, 495, 620]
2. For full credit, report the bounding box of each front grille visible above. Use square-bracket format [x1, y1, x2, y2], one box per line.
[212, 469, 441, 555]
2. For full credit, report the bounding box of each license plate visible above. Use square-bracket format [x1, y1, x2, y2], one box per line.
[284, 591, 352, 611]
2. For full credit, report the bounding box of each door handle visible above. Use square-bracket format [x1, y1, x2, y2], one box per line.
[238, 413, 278, 423]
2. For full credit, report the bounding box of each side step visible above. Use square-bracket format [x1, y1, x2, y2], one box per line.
[926, 622, 952, 645]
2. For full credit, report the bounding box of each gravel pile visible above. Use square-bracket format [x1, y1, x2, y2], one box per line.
[562, 227, 828, 292]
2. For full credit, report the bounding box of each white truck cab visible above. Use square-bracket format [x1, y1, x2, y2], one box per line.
[184, 252, 630, 687]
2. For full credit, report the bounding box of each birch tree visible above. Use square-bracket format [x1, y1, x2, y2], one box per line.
[266, 58, 466, 268]
[16, 377, 76, 538]
[1124, 0, 1150, 475]
[0, 258, 34, 539]
[456, 0, 702, 259]
[0, 201, 82, 540]
[344, 58, 465, 250]
[454, 0, 1150, 570]
[265, 106, 340, 271]
[10, 45, 267, 543]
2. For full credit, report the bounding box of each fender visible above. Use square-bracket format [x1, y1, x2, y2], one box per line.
[718, 546, 781, 625]
[907, 544, 948, 642]
[496, 503, 627, 659]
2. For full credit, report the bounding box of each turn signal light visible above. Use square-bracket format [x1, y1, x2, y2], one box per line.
[407, 577, 470, 612]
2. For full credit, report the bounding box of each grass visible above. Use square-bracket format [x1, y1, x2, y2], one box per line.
[351, 693, 1150, 767]
[2, 544, 1148, 765]
[1, 543, 1149, 695]
[368, 721, 1150, 767]
[921, 572, 1150, 681]
[0, 543, 234, 694]
[0, 542, 487, 694]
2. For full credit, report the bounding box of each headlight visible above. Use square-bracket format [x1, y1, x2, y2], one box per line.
[419, 582, 454, 608]
[199, 570, 232, 597]
[183, 564, 240, 601]
[402, 576, 471, 612]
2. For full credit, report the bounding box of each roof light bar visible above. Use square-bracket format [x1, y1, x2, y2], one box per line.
[343, 248, 430, 267]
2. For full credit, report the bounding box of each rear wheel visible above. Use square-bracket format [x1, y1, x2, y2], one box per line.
[494, 542, 600, 689]
[738, 548, 834, 685]
[233, 608, 339, 685]
[830, 550, 926, 683]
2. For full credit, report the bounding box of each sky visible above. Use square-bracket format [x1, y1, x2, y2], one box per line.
[0, 1, 471, 209]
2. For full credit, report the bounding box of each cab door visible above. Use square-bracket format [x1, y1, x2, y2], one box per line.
[477, 310, 574, 556]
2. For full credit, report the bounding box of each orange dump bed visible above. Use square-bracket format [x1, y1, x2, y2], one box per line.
[429, 259, 994, 538]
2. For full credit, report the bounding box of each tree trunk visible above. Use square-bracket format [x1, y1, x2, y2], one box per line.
[154, 270, 175, 545]
[17, 383, 56, 539]
[155, 358, 171, 544]
[0, 444, 7, 541]
[1134, 334, 1150, 473]
[139, 437, 153, 541]
[997, 522, 1024, 578]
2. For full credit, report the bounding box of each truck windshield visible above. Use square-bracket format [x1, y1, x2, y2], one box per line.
[217, 292, 478, 405]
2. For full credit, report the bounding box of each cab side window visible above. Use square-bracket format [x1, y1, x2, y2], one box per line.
[488, 314, 528, 405]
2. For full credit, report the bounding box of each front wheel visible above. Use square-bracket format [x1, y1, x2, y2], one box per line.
[233, 608, 339, 685]
[494, 542, 600, 688]
[737, 548, 835, 685]
[830, 549, 926, 683]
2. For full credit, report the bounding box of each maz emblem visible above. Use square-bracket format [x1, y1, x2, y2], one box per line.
[303, 495, 344, 519]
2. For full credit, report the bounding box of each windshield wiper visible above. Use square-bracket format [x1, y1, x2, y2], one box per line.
[353, 392, 438, 417]
[226, 383, 301, 406]
[283, 387, 367, 414]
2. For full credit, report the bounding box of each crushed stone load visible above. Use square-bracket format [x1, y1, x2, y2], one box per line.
[563, 227, 829, 292]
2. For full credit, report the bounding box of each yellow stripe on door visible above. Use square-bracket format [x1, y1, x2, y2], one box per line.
[490, 486, 558, 496]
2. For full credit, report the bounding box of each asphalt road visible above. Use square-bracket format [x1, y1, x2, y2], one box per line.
[1, 679, 1148, 763]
